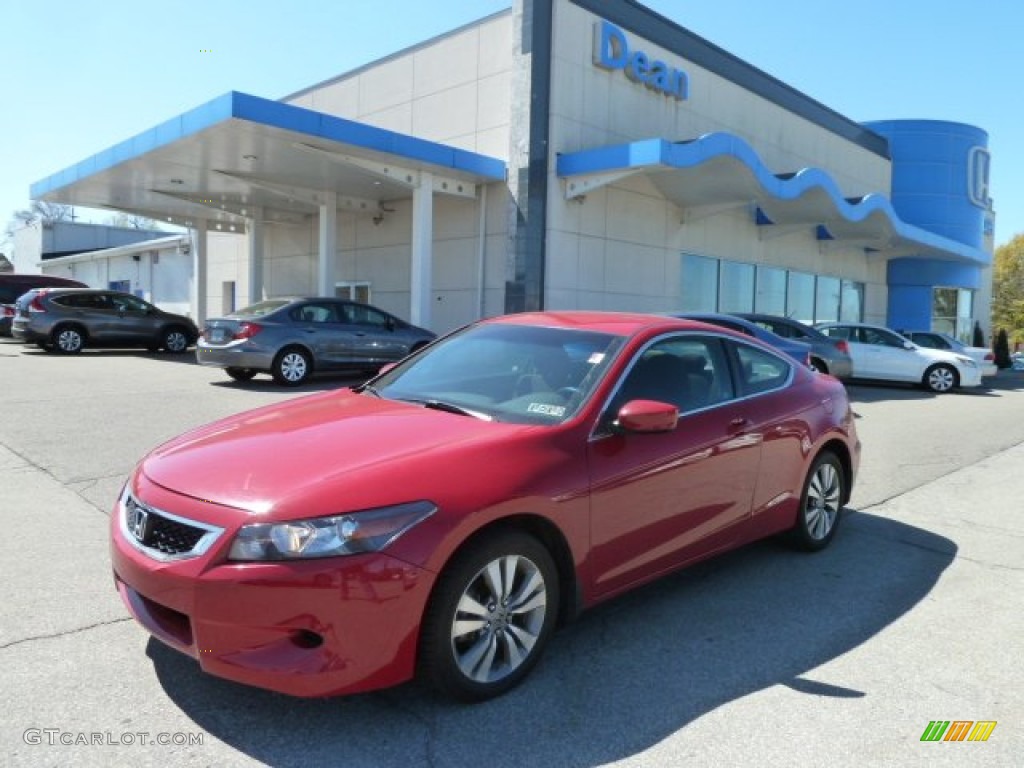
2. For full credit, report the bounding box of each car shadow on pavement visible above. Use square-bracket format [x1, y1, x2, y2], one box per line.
[208, 373, 372, 392]
[845, 380, 1001, 402]
[146, 510, 955, 768]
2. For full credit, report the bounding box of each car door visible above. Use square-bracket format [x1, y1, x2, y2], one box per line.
[340, 303, 409, 364]
[69, 292, 118, 341]
[109, 293, 159, 344]
[587, 334, 763, 598]
[859, 327, 919, 381]
[287, 301, 343, 368]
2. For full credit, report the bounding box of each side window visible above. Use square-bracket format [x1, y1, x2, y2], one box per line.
[290, 303, 336, 323]
[916, 333, 947, 350]
[733, 343, 792, 396]
[610, 336, 734, 418]
[821, 326, 851, 341]
[863, 328, 903, 348]
[348, 304, 390, 328]
[111, 294, 148, 313]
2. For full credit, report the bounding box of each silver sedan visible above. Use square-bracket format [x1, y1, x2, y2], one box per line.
[197, 298, 436, 385]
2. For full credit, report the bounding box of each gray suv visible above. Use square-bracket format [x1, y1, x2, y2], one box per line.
[12, 288, 198, 354]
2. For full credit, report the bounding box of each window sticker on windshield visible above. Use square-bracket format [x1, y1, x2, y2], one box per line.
[587, 352, 605, 365]
[527, 403, 566, 417]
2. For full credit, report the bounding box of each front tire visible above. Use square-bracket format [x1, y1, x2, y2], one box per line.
[225, 367, 258, 382]
[791, 451, 845, 552]
[271, 347, 312, 386]
[923, 364, 957, 393]
[52, 325, 85, 354]
[419, 530, 559, 702]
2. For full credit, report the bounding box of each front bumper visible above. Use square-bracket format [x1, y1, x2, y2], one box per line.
[110, 480, 435, 697]
[959, 365, 984, 388]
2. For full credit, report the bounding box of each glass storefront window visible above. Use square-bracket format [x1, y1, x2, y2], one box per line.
[814, 276, 841, 323]
[681, 254, 719, 311]
[719, 261, 755, 312]
[755, 267, 787, 315]
[786, 272, 815, 324]
[839, 280, 863, 322]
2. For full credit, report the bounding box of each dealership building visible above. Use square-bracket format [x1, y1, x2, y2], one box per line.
[32, 0, 995, 340]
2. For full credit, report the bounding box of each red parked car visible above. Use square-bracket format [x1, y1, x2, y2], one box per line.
[111, 311, 860, 701]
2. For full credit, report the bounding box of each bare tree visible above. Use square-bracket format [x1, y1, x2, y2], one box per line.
[105, 211, 162, 230]
[5, 201, 74, 239]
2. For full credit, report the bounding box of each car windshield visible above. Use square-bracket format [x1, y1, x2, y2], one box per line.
[230, 300, 291, 318]
[369, 323, 626, 425]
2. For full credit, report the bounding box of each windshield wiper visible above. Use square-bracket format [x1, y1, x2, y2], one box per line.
[398, 398, 493, 421]
[353, 383, 382, 397]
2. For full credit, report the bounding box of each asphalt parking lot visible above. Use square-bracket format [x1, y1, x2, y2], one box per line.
[2, 339, 1022, 767]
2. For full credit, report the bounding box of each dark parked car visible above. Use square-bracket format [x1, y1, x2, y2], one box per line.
[112, 311, 859, 701]
[12, 288, 198, 354]
[197, 297, 437, 385]
[671, 312, 813, 367]
[735, 313, 853, 379]
[0, 274, 86, 337]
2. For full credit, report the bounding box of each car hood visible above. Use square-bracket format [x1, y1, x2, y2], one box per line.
[140, 390, 535, 518]
[913, 346, 972, 365]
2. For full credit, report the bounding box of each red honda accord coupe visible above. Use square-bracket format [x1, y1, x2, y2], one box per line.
[111, 311, 859, 701]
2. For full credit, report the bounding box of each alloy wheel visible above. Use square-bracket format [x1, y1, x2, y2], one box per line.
[804, 460, 841, 541]
[450, 554, 548, 684]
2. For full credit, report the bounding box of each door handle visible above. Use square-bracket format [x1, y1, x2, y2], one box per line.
[728, 417, 749, 433]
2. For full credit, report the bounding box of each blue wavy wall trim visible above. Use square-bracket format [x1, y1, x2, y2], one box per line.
[557, 133, 988, 265]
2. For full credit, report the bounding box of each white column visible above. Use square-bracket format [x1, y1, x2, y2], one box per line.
[411, 172, 433, 328]
[318, 191, 337, 296]
[192, 221, 207, 324]
[248, 207, 264, 304]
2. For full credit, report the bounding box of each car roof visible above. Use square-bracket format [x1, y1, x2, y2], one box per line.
[482, 311, 724, 337]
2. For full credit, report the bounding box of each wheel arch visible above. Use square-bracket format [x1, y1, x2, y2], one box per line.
[425, 514, 581, 629]
[275, 343, 316, 370]
[922, 362, 959, 391]
[815, 438, 854, 506]
[53, 321, 88, 340]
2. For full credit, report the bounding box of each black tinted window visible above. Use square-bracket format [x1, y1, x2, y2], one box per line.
[289, 303, 338, 323]
[344, 304, 390, 327]
[612, 336, 734, 416]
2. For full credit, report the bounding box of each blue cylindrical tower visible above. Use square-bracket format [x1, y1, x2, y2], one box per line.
[865, 119, 991, 248]
[864, 120, 992, 334]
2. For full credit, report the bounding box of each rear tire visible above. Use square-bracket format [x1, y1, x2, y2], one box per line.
[161, 326, 191, 353]
[51, 325, 85, 354]
[790, 451, 845, 552]
[225, 367, 257, 382]
[419, 530, 559, 702]
[271, 347, 312, 386]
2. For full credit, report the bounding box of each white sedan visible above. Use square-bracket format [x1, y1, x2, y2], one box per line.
[816, 322, 982, 393]
[899, 330, 998, 378]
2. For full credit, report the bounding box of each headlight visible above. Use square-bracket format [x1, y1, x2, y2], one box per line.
[228, 501, 436, 561]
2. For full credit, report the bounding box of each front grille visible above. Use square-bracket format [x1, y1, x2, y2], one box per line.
[123, 493, 223, 561]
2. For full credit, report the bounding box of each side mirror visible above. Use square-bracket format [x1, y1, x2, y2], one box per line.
[617, 399, 678, 433]
[386, 317, 396, 331]
[903, 341, 915, 350]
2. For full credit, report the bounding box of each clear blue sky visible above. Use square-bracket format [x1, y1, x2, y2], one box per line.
[2, 0, 1021, 253]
